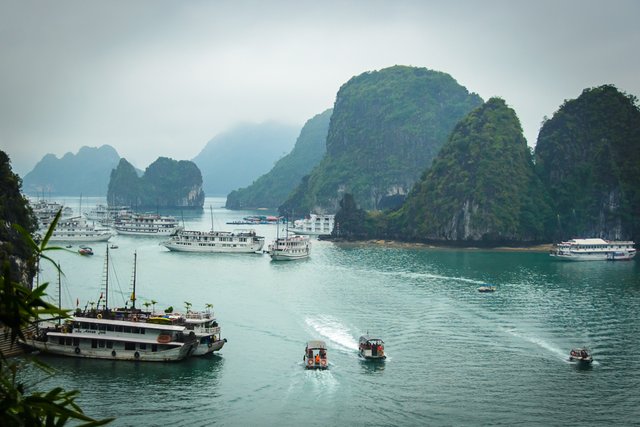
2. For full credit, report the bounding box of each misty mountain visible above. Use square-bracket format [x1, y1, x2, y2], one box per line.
[22, 145, 121, 196]
[225, 109, 332, 209]
[192, 122, 299, 196]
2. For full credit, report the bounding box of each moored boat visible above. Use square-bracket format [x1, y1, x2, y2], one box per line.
[269, 235, 310, 261]
[359, 335, 386, 360]
[22, 315, 198, 362]
[289, 214, 335, 236]
[114, 213, 182, 236]
[550, 238, 636, 261]
[161, 229, 265, 253]
[304, 340, 328, 369]
[569, 348, 593, 364]
[43, 216, 112, 242]
[478, 285, 496, 293]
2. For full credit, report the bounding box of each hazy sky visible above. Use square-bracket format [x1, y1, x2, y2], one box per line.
[1, 0, 639, 176]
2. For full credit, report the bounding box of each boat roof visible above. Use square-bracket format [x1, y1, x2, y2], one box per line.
[359, 335, 384, 343]
[306, 340, 327, 349]
[72, 316, 186, 331]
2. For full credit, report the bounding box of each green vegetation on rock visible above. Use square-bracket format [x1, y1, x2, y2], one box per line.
[226, 109, 332, 209]
[281, 66, 483, 214]
[535, 85, 640, 241]
[107, 157, 204, 208]
[393, 98, 552, 243]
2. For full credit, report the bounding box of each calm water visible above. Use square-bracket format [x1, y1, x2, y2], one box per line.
[18, 197, 640, 426]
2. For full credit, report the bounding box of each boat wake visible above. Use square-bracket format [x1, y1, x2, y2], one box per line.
[305, 315, 358, 352]
[502, 328, 570, 362]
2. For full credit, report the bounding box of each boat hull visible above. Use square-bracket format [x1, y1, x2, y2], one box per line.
[48, 233, 112, 242]
[162, 242, 264, 253]
[22, 339, 195, 362]
[550, 252, 636, 261]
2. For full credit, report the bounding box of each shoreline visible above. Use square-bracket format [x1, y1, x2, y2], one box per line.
[329, 239, 553, 253]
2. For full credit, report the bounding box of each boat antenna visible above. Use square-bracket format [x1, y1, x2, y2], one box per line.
[210, 205, 214, 232]
[131, 250, 137, 310]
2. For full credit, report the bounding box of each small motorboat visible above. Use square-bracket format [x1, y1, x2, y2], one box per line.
[303, 340, 328, 369]
[569, 348, 593, 364]
[78, 246, 94, 256]
[110, 244, 119, 249]
[359, 335, 386, 360]
[478, 285, 496, 292]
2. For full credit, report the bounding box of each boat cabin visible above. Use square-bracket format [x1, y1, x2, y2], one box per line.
[359, 335, 386, 360]
[304, 340, 328, 369]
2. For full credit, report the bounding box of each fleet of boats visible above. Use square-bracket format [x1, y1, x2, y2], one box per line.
[25, 199, 635, 370]
[550, 238, 636, 261]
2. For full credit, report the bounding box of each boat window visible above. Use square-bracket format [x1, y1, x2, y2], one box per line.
[65, 337, 73, 346]
[90, 323, 97, 330]
[140, 328, 145, 335]
[98, 340, 106, 348]
[123, 326, 131, 333]
[106, 325, 114, 331]
[152, 344, 158, 352]
[58, 337, 65, 345]
[124, 342, 135, 351]
[132, 327, 139, 334]
[139, 343, 147, 350]
[115, 325, 123, 332]
[91, 339, 98, 348]
[73, 338, 80, 346]
[106, 341, 113, 349]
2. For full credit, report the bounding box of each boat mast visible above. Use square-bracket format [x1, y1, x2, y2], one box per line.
[103, 244, 109, 311]
[57, 261, 62, 325]
[210, 205, 214, 232]
[131, 251, 137, 310]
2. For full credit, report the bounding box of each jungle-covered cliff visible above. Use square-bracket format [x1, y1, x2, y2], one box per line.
[107, 157, 204, 209]
[535, 85, 640, 241]
[226, 109, 332, 209]
[391, 98, 552, 243]
[0, 150, 37, 286]
[280, 66, 483, 214]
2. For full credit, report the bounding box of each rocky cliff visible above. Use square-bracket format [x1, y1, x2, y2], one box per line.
[280, 65, 483, 214]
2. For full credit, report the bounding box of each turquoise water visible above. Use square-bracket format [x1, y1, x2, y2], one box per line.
[19, 197, 640, 426]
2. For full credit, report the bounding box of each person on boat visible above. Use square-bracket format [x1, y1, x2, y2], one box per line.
[315, 354, 320, 364]
[320, 349, 326, 359]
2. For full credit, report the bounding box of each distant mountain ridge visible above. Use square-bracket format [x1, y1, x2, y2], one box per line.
[22, 145, 121, 196]
[225, 109, 332, 209]
[192, 122, 299, 196]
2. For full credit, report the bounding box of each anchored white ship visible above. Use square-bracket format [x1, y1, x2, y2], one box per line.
[550, 238, 636, 261]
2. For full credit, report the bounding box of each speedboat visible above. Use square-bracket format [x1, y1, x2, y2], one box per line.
[478, 285, 496, 292]
[78, 246, 94, 256]
[304, 340, 328, 369]
[569, 348, 593, 364]
[359, 335, 386, 360]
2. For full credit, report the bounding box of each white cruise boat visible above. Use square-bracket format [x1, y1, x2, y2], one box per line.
[161, 229, 265, 253]
[269, 235, 311, 261]
[31, 200, 74, 225]
[163, 311, 226, 356]
[290, 214, 335, 236]
[85, 204, 132, 225]
[44, 216, 112, 242]
[114, 213, 182, 236]
[550, 238, 636, 261]
[22, 314, 198, 362]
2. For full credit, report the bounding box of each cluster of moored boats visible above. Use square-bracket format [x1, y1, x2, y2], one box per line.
[32, 201, 328, 262]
